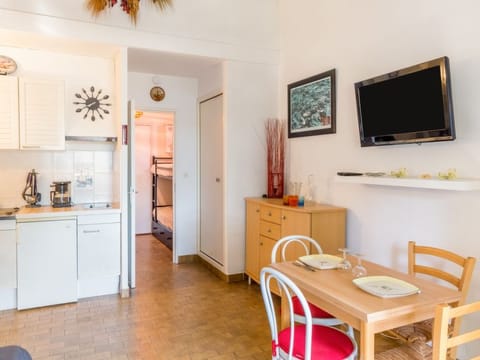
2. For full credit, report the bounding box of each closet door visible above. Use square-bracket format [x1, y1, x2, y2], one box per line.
[199, 94, 224, 265]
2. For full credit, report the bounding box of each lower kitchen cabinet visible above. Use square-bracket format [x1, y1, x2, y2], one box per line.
[17, 217, 77, 310]
[245, 197, 346, 284]
[77, 214, 120, 298]
[0, 219, 17, 310]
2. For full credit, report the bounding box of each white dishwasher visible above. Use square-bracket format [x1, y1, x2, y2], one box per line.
[17, 216, 77, 310]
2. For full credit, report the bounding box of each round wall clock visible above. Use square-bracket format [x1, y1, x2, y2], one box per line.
[150, 86, 165, 102]
[0, 55, 17, 75]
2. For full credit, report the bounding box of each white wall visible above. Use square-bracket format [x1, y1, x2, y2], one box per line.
[223, 60, 279, 274]
[0, 1, 279, 64]
[128, 72, 198, 259]
[279, 1, 480, 357]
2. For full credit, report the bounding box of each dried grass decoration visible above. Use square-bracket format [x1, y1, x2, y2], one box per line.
[86, 0, 172, 25]
[265, 118, 285, 198]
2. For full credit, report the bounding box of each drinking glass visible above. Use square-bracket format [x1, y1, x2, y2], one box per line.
[352, 253, 367, 278]
[337, 248, 351, 270]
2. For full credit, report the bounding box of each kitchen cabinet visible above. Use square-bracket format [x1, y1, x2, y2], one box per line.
[17, 217, 77, 310]
[245, 198, 346, 284]
[19, 77, 65, 150]
[0, 76, 19, 149]
[77, 213, 120, 298]
[0, 219, 17, 310]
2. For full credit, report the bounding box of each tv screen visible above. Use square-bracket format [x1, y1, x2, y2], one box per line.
[355, 57, 455, 147]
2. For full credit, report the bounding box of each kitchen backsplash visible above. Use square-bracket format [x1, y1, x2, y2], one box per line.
[0, 149, 114, 208]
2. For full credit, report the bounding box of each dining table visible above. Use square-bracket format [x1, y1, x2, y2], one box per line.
[270, 255, 462, 360]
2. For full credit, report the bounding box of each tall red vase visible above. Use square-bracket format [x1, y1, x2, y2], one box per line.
[267, 171, 284, 198]
[265, 119, 285, 198]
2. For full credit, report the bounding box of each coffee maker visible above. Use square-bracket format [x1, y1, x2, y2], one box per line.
[50, 181, 72, 208]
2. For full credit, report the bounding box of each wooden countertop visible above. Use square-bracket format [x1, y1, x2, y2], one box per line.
[16, 202, 121, 219]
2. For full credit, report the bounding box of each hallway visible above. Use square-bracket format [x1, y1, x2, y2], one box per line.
[0, 235, 270, 359]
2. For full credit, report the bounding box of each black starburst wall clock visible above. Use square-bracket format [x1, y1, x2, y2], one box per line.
[73, 86, 112, 122]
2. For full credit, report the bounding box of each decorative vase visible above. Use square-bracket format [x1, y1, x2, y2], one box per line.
[265, 118, 285, 198]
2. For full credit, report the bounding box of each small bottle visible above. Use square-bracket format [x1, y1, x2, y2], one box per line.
[298, 195, 305, 207]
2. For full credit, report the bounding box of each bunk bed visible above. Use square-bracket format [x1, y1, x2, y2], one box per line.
[151, 156, 173, 249]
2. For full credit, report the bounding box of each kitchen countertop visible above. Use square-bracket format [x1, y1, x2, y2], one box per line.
[16, 202, 121, 219]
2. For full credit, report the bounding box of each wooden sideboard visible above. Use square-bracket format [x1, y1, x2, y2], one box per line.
[245, 197, 346, 284]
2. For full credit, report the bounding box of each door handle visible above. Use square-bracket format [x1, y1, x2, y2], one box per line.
[215, 178, 220, 182]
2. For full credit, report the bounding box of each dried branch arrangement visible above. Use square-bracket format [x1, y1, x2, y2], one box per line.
[265, 118, 285, 198]
[86, 0, 172, 25]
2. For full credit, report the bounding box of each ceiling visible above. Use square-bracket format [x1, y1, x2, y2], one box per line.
[128, 48, 221, 78]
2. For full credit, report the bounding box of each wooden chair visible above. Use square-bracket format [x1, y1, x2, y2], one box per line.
[260, 266, 357, 360]
[376, 301, 480, 360]
[383, 241, 476, 358]
[271, 235, 354, 336]
[432, 301, 480, 360]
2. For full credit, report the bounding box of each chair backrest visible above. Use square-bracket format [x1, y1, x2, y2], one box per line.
[408, 241, 476, 343]
[260, 266, 314, 360]
[432, 301, 480, 360]
[271, 235, 322, 264]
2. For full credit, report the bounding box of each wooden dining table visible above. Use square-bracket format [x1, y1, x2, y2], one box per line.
[270, 256, 461, 360]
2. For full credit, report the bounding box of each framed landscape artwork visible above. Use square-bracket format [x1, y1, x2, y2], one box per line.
[288, 69, 336, 138]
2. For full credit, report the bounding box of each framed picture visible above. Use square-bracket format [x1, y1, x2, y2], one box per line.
[288, 69, 336, 138]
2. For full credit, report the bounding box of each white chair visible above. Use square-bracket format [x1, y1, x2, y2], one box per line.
[260, 266, 357, 360]
[271, 235, 354, 337]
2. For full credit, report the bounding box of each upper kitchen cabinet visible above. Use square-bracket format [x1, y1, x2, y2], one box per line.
[19, 77, 65, 150]
[0, 76, 19, 149]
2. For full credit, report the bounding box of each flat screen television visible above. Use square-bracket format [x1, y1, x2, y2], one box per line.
[354, 56, 455, 147]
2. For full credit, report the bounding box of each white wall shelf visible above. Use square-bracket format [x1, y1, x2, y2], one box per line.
[335, 175, 480, 191]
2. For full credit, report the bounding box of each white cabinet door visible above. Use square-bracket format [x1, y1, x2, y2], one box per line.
[17, 218, 77, 310]
[0, 220, 17, 288]
[0, 76, 19, 149]
[19, 77, 65, 150]
[77, 214, 120, 298]
[199, 94, 224, 265]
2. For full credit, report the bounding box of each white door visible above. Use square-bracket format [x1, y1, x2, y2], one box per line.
[135, 124, 152, 234]
[127, 101, 136, 288]
[199, 94, 224, 265]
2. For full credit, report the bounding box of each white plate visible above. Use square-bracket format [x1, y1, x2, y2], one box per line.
[298, 254, 343, 270]
[353, 275, 420, 298]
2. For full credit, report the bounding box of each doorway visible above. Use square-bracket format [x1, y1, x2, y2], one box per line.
[135, 110, 175, 251]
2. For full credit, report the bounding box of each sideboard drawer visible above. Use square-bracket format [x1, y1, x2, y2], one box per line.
[260, 206, 282, 224]
[259, 220, 281, 240]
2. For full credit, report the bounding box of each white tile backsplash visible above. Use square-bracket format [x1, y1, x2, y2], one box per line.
[94, 152, 113, 172]
[0, 149, 115, 207]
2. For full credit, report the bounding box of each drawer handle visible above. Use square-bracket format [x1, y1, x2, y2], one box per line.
[83, 229, 100, 234]
[267, 229, 271, 233]
[282, 215, 286, 220]
[268, 211, 272, 216]
[256, 209, 260, 213]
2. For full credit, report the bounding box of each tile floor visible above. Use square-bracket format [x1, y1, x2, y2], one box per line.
[0, 234, 397, 359]
[0, 235, 270, 359]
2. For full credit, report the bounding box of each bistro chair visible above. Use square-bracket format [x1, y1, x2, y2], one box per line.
[383, 241, 476, 358]
[376, 300, 480, 360]
[271, 235, 354, 337]
[260, 266, 357, 360]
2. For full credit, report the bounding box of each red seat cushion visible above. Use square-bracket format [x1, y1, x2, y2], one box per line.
[292, 296, 335, 319]
[278, 324, 355, 359]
